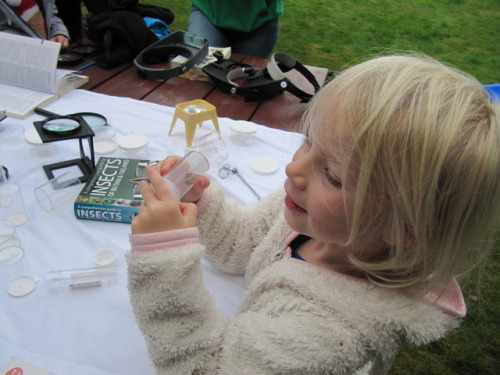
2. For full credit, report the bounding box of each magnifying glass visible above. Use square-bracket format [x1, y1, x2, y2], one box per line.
[34, 108, 107, 129]
[40, 116, 82, 135]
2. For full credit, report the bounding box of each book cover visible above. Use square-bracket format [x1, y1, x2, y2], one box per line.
[74, 157, 157, 223]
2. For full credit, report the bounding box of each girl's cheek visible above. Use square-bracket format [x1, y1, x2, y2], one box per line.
[311, 217, 326, 232]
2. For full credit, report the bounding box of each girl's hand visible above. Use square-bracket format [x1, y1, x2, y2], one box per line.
[155, 156, 211, 203]
[131, 165, 198, 234]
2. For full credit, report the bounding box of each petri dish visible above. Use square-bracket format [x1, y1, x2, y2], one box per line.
[94, 140, 118, 155]
[248, 156, 279, 175]
[7, 276, 37, 297]
[118, 134, 149, 150]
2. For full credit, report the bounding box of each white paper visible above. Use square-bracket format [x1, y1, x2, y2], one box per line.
[0, 32, 88, 118]
[0, 32, 59, 93]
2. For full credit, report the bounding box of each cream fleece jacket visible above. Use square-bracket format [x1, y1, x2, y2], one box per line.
[127, 183, 465, 375]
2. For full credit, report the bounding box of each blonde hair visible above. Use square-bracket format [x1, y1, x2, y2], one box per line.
[305, 54, 500, 296]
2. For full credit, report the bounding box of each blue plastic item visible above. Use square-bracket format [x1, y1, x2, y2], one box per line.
[143, 17, 171, 40]
[484, 84, 500, 102]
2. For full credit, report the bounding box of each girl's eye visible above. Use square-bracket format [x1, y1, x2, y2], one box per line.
[324, 168, 342, 188]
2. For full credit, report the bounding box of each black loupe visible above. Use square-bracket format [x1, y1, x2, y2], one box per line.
[58, 52, 83, 67]
[35, 108, 107, 129]
[71, 44, 100, 56]
[33, 114, 96, 182]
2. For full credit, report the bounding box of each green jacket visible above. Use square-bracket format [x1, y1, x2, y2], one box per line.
[191, 0, 283, 32]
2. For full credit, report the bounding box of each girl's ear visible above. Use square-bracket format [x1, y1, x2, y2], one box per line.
[382, 230, 414, 248]
[382, 231, 396, 246]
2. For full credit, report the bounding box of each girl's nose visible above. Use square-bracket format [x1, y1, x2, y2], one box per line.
[285, 151, 309, 190]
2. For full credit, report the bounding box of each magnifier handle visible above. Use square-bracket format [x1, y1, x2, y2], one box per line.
[35, 107, 61, 118]
[234, 170, 261, 201]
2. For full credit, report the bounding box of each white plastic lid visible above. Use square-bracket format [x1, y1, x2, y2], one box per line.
[93, 126, 116, 140]
[24, 128, 43, 145]
[95, 249, 116, 266]
[118, 134, 149, 150]
[0, 245, 23, 265]
[230, 121, 257, 134]
[248, 156, 279, 175]
[94, 140, 118, 155]
[7, 276, 37, 297]
[0, 235, 22, 249]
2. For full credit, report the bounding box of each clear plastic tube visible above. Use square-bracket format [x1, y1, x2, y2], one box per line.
[46, 266, 117, 291]
[164, 151, 209, 201]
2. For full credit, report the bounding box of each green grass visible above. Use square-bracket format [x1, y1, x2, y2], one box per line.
[145, 1, 499, 373]
[159, 0, 499, 84]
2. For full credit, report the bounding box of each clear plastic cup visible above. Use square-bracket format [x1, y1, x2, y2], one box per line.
[0, 165, 8, 185]
[0, 183, 29, 226]
[230, 121, 257, 147]
[164, 151, 209, 201]
[0, 220, 14, 248]
[196, 131, 228, 171]
[34, 171, 83, 212]
[0, 245, 37, 297]
[24, 128, 58, 157]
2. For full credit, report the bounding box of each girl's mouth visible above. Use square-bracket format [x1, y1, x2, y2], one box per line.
[284, 194, 306, 213]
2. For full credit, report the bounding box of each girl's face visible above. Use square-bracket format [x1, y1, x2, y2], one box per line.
[283, 100, 386, 259]
[283, 128, 354, 247]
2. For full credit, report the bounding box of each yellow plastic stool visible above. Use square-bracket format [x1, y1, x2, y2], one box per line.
[168, 100, 220, 148]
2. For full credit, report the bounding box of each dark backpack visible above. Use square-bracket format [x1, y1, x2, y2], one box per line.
[85, 0, 174, 68]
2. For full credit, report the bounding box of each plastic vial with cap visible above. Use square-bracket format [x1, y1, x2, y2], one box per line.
[46, 266, 117, 292]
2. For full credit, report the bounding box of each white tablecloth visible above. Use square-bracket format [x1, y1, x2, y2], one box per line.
[0, 90, 304, 375]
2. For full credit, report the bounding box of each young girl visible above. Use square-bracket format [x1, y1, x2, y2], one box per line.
[127, 54, 500, 375]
